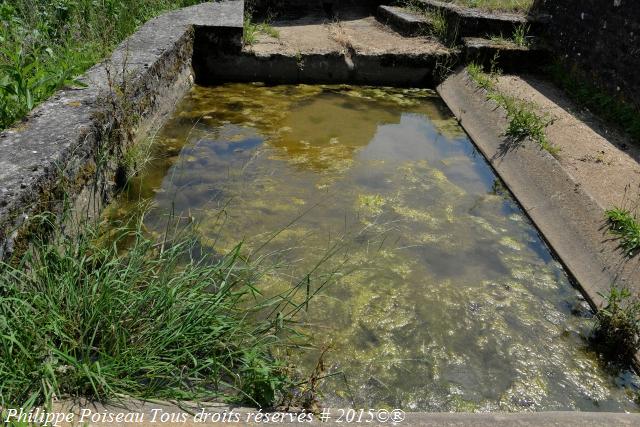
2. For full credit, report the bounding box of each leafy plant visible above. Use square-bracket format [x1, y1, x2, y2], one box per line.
[593, 286, 640, 362]
[605, 207, 640, 256]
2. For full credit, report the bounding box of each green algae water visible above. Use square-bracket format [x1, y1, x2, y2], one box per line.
[107, 84, 639, 411]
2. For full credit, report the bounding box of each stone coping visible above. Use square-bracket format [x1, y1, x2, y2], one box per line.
[417, 0, 549, 22]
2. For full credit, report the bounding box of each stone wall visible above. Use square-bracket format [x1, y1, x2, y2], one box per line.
[534, 0, 640, 107]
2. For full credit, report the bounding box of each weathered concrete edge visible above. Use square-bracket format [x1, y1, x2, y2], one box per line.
[50, 399, 640, 426]
[0, 1, 244, 259]
[375, 5, 430, 37]
[436, 69, 640, 312]
[417, 0, 548, 23]
[196, 47, 457, 87]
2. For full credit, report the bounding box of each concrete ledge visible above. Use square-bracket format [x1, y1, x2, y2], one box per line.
[376, 5, 430, 37]
[437, 69, 640, 311]
[463, 36, 550, 72]
[45, 400, 640, 426]
[0, 1, 243, 259]
[416, 0, 550, 39]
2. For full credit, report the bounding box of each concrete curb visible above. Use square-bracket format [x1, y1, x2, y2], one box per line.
[437, 69, 640, 311]
[25, 400, 640, 426]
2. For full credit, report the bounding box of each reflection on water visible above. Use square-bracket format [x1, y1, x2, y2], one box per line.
[107, 84, 639, 411]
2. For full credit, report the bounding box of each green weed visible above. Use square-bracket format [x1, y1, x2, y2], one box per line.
[446, 0, 534, 13]
[488, 24, 530, 47]
[488, 92, 558, 155]
[605, 207, 640, 256]
[466, 62, 496, 90]
[427, 9, 449, 42]
[0, 0, 207, 131]
[593, 286, 640, 362]
[0, 213, 324, 410]
[243, 18, 280, 46]
[466, 62, 559, 155]
[243, 17, 259, 45]
[512, 23, 529, 47]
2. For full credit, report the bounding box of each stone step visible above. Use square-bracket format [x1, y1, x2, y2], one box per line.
[376, 5, 431, 37]
[414, 0, 550, 40]
[463, 36, 550, 72]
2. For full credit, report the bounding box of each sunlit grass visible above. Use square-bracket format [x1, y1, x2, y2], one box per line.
[0, 212, 334, 410]
[446, 0, 535, 13]
[0, 0, 208, 131]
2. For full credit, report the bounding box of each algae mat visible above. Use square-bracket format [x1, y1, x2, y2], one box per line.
[107, 84, 639, 411]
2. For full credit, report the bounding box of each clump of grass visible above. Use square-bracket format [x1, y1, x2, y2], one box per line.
[512, 23, 529, 47]
[243, 17, 259, 45]
[402, 1, 454, 44]
[489, 23, 530, 47]
[605, 207, 640, 256]
[488, 92, 558, 155]
[243, 17, 280, 46]
[592, 286, 640, 363]
[466, 62, 559, 155]
[547, 61, 640, 144]
[0, 214, 314, 410]
[427, 9, 449, 42]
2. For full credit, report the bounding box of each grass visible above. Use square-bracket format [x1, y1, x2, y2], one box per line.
[402, 1, 455, 45]
[445, 0, 534, 13]
[0, 0, 208, 131]
[546, 61, 640, 145]
[466, 62, 496, 90]
[427, 8, 450, 42]
[490, 23, 530, 47]
[605, 207, 640, 256]
[466, 62, 559, 155]
[0, 213, 329, 410]
[512, 23, 529, 47]
[592, 286, 640, 363]
[488, 91, 557, 155]
[243, 17, 280, 46]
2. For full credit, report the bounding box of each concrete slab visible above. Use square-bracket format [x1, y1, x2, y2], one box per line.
[197, 11, 454, 86]
[437, 69, 640, 312]
[39, 400, 640, 426]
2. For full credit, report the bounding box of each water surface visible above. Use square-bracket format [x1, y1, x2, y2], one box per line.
[107, 84, 639, 411]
